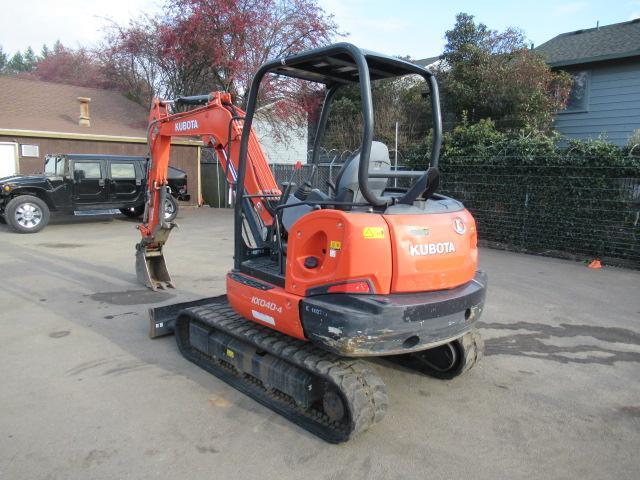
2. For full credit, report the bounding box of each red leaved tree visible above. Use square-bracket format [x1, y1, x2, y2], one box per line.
[102, 0, 339, 124]
[19, 43, 116, 90]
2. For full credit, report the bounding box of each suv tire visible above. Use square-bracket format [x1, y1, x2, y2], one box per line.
[6, 195, 51, 233]
[164, 195, 178, 222]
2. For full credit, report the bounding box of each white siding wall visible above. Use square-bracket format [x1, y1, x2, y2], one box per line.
[253, 119, 308, 164]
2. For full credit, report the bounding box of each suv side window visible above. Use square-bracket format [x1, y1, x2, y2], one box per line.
[56, 158, 66, 176]
[110, 162, 136, 179]
[44, 157, 57, 175]
[44, 157, 66, 176]
[73, 161, 102, 180]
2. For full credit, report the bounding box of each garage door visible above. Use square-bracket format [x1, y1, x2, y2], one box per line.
[0, 143, 18, 178]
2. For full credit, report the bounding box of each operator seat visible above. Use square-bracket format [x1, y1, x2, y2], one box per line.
[282, 141, 392, 231]
[333, 141, 391, 204]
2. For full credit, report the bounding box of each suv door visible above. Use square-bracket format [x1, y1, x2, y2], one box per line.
[44, 155, 73, 209]
[108, 160, 143, 204]
[72, 160, 107, 204]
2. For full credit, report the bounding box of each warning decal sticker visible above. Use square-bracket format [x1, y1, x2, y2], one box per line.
[362, 227, 385, 239]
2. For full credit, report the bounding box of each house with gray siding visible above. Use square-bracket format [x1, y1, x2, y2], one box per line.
[536, 19, 640, 146]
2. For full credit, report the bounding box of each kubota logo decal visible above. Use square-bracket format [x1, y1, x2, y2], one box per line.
[453, 217, 466, 235]
[175, 119, 199, 132]
[409, 242, 456, 256]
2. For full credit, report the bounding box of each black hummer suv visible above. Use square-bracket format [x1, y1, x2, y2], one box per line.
[0, 154, 189, 233]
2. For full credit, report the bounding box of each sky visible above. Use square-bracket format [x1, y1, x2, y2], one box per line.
[1, 0, 639, 59]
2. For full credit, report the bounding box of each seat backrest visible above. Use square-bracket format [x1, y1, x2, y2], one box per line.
[334, 141, 391, 204]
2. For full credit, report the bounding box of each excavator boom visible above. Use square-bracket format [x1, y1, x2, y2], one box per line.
[136, 92, 280, 290]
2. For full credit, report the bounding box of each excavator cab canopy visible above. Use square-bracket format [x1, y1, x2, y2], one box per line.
[268, 44, 436, 84]
[238, 42, 442, 208]
[234, 42, 443, 269]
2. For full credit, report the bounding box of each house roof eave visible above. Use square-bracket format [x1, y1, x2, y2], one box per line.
[548, 50, 640, 68]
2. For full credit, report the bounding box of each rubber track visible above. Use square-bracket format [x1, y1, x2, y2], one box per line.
[418, 328, 484, 380]
[387, 328, 484, 380]
[456, 328, 484, 377]
[174, 301, 388, 443]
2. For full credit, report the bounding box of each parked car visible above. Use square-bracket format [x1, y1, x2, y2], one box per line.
[0, 154, 189, 233]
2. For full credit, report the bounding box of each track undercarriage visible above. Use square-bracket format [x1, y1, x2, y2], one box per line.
[164, 296, 483, 443]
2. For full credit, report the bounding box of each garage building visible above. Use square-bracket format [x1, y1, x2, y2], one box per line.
[0, 76, 201, 205]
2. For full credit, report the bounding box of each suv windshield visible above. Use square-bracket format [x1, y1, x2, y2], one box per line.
[44, 157, 65, 177]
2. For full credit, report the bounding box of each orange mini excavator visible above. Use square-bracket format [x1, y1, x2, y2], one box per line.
[136, 43, 487, 443]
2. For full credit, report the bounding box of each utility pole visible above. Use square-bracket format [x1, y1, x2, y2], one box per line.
[394, 121, 399, 187]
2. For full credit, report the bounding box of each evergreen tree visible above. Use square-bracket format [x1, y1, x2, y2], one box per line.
[438, 12, 572, 131]
[0, 46, 7, 73]
[7, 51, 26, 72]
[53, 40, 64, 55]
[23, 47, 38, 71]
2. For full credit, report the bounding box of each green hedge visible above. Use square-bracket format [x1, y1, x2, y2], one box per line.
[404, 121, 640, 267]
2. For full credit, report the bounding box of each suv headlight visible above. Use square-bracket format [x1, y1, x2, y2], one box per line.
[1, 184, 13, 193]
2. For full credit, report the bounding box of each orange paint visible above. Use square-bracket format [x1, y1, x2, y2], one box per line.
[140, 92, 279, 240]
[226, 273, 306, 340]
[285, 210, 393, 295]
[384, 209, 478, 292]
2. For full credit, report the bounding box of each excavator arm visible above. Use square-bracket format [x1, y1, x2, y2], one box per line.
[136, 91, 281, 290]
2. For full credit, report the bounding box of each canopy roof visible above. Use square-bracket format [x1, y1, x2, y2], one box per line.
[267, 43, 432, 84]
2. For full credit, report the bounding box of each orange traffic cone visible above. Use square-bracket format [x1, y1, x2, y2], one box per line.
[588, 259, 602, 269]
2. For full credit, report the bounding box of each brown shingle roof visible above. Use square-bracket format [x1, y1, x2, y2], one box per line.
[0, 76, 148, 137]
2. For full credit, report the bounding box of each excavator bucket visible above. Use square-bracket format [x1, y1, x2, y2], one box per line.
[136, 245, 174, 290]
[135, 224, 175, 290]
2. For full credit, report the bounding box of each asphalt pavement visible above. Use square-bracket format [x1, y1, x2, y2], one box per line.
[1, 208, 639, 480]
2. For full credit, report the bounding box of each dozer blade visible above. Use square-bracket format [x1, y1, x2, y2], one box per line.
[148, 296, 224, 338]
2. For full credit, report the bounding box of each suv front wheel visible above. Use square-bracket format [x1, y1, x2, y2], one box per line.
[163, 195, 178, 222]
[6, 195, 51, 233]
[119, 196, 178, 222]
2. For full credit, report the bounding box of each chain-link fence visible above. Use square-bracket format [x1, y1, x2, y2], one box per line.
[438, 160, 640, 268]
[271, 162, 343, 194]
[201, 147, 351, 207]
[203, 150, 640, 268]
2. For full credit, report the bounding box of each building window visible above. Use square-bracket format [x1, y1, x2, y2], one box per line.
[564, 71, 589, 113]
[21, 144, 40, 157]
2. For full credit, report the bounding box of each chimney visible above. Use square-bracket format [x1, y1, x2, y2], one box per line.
[77, 97, 91, 127]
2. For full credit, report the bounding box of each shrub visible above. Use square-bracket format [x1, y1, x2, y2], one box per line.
[429, 126, 640, 266]
[627, 129, 640, 151]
